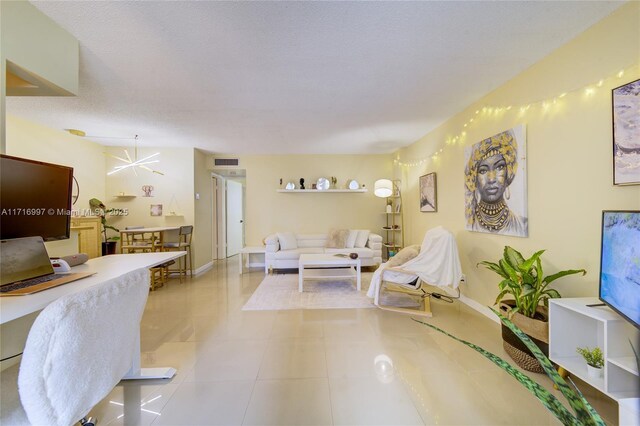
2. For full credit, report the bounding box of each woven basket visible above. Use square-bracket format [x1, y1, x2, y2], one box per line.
[503, 341, 544, 373]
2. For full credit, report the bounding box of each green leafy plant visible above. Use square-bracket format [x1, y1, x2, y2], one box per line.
[414, 310, 605, 426]
[89, 198, 120, 242]
[478, 246, 586, 318]
[576, 346, 604, 368]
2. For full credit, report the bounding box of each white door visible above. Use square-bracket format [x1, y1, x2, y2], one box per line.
[226, 180, 243, 257]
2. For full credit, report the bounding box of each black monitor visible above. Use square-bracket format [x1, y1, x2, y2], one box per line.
[0, 154, 73, 241]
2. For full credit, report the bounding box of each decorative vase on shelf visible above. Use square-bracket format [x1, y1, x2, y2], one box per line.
[386, 204, 393, 214]
[587, 364, 602, 379]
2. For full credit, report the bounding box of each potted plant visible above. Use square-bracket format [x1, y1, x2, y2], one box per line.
[414, 311, 606, 426]
[576, 346, 604, 378]
[478, 246, 586, 372]
[89, 198, 120, 255]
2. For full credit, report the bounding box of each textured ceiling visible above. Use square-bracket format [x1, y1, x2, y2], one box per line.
[7, 1, 623, 154]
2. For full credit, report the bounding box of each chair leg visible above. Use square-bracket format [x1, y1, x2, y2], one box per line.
[188, 246, 193, 277]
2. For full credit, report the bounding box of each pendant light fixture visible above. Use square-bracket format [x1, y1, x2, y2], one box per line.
[65, 130, 163, 176]
[106, 135, 164, 176]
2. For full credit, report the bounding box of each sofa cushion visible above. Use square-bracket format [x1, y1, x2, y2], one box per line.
[325, 247, 374, 259]
[355, 230, 370, 248]
[274, 248, 324, 260]
[326, 229, 349, 248]
[345, 230, 358, 248]
[277, 232, 298, 250]
[296, 234, 328, 248]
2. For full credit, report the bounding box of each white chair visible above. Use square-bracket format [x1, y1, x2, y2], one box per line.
[367, 226, 463, 317]
[0, 268, 150, 426]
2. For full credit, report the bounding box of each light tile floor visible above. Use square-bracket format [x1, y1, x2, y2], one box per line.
[87, 258, 618, 425]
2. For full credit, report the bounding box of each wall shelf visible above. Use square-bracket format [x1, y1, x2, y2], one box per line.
[277, 189, 367, 193]
[113, 194, 137, 198]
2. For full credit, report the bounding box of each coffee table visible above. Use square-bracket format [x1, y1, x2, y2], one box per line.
[298, 254, 361, 293]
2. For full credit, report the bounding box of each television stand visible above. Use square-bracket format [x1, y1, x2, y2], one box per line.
[549, 297, 639, 424]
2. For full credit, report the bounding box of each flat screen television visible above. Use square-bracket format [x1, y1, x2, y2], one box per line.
[0, 154, 73, 241]
[599, 210, 640, 330]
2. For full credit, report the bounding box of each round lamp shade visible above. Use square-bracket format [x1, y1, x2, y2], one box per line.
[374, 179, 393, 198]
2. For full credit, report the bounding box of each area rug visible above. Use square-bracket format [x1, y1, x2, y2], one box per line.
[242, 273, 417, 311]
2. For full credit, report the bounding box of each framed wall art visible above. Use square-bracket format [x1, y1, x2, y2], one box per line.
[464, 125, 528, 237]
[150, 204, 163, 216]
[612, 78, 640, 185]
[419, 172, 437, 212]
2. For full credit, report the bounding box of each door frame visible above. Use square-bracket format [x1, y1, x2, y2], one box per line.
[211, 172, 226, 259]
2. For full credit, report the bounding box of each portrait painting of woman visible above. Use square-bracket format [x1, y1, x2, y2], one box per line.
[464, 125, 528, 237]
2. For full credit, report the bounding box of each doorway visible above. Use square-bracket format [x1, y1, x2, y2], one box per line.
[211, 170, 246, 259]
[226, 179, 243, 257]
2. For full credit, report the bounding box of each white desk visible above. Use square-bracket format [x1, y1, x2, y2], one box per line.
[0, 252, 186, 380]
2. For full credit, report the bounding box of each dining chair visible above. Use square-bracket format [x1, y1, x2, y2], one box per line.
[158, 225, 193, 281]
[121, 226, 157, 254]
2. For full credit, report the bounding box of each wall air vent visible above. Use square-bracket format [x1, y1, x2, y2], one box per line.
[214, 158, 240, 167]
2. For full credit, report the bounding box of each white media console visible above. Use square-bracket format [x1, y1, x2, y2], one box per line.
[549, 297, 639, 425]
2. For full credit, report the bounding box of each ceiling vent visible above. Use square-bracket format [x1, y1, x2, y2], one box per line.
[213, 158, 240, 167]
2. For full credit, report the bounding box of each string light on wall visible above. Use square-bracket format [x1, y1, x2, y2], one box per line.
[394, 64, 637, 168]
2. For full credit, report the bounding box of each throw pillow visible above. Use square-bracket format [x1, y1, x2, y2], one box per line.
[345, 230, 358, 248]
[277, 232, 298, 250]
[354, 230, 370, 248]
[326, 229, 349, 248]
[386, 245, 420, 267]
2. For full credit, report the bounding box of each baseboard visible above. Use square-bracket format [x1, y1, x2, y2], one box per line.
[194, 261, 213, 276]
[458, 294, 500, 324]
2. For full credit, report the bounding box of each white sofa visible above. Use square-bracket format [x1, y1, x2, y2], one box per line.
[265, 232, 383, 270]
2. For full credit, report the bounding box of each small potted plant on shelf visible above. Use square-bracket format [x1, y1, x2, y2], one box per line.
[576, 346, 604, 378]
[478, 246, 586, 372]
[89, 198, 120, 255]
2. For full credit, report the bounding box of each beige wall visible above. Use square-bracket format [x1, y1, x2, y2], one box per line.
[229, 154, 392, 245]
[396, 3, 640, 307]
[1, 0, 79, 151]
[194, 149, 213, 268]
[5, 115, 106, 256]
[105, 146, 196, 255]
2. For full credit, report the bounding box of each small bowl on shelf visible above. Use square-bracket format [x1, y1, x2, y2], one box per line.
[349, 253, 359, 259]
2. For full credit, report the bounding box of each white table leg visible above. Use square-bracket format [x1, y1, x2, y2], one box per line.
[122, 329, 176, 380]
[299, 264, 304, 292]
[356, 260, 361, 291]
[239, 252, 243, 275]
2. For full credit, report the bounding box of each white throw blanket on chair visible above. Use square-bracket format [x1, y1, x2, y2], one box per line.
[367, 226, 463, 304]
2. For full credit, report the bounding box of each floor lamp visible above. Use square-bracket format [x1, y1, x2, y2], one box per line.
[374, 179, 404, 253]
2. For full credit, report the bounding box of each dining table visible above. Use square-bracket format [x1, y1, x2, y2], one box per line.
[119, 226, 180, 253]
